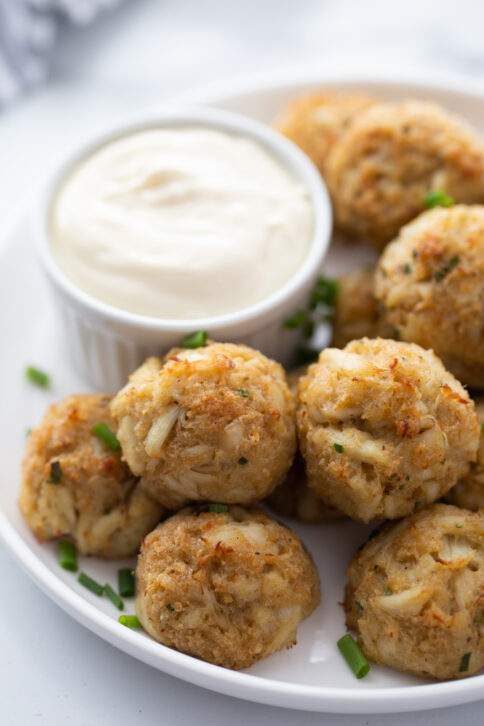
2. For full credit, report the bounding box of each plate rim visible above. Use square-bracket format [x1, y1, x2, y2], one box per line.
[2, 68, 484, 714]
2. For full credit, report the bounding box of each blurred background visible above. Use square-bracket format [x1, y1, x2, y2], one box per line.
[1, 0, 484, 221]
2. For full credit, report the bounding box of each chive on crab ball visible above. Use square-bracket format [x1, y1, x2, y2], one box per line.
[327, 101, 484, 248]
[110, 341, 296, 509]
[275, 90, 375, 175]
[345, 504, 484, 680]
[135, 505, 320, 669]
[297, 338, 479, 523]
[375, 205, 484, 388]
[20, 395, 165, 558]
[448, 398, 484, 511]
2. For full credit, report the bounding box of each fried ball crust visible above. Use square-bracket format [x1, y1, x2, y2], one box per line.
[110, 342, 296, 509]
[20, 395, 164, 558]
[331, 267, 395, 348]
[375, 205, 484, 388]
[297, 338, 479, 522]
[448, 399, 484, 511]
[327, 101, 484, 248]
[345, 504, 484, 680]
[275, 91, 375, 175]
[135, 506, 320, 669]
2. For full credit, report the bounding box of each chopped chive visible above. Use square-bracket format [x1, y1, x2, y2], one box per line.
[49, 461, 62, 484]
[333, 443, 344, 453]
[337, 634, 370, 679]
[455, 522, 464, 529]
[119, 614, 142, 629]
[295, 346, 319, 365]
[78, 571, 104, 596]
[235, 388, 250, 398]
[238, 456, 249, 465]
[91, 422, 120, 452]
[181, 330, 207, 348]
[25, 366, 50, 388]
[104, 583, 124, 610]
[434, 255, 459, 282]
[424, 190, 454, 209]
[208, 503, 229, 513]
[284, 310, 308, 330]
[459, 652, 471, 672]
[118, 568, 135, 598]
[480, 422, 484, 432]
[403, 263, 412, 275]
[310, 276, 339, 308]
[25, 427, 32, 437]
[58, 539, 77, 572]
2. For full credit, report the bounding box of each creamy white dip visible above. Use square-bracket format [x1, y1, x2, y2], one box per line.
[50, 127, 313, 319]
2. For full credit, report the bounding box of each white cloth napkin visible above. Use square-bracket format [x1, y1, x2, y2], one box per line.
[0, 0, 124, 105]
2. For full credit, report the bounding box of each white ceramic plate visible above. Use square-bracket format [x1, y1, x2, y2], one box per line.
[1, 72, 484, 714]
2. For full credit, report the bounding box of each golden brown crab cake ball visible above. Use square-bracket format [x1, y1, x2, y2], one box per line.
[331, 267, 394, 348]
[448, 399, 484, 511]
[375, 205, 484, 388]
[275, 91, 375, 175]
[135, 505, 320, 669]
[345, 504, 484, 680]
[297, 338, 479, 523]
[110, 342, 296, 509]
[327, 101, 484, 248]
[268, 366, 342, 523]
[20, 395, 165, 558]
[267, 454, 342, 523]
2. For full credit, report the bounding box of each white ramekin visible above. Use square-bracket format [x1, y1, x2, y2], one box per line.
[34, 107, 332, 392]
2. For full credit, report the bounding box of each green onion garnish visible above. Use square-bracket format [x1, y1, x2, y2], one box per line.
[337, 634, 370, 679]
[310, 276, 339, 308]
[25, 366, 50, 388]
[434, 255, 460, 282]
[119, 614, 142, 629]
[238, 456, 249, 465]
[104, 583, 124, 610]
[284, 310, 308, 330]
[118, 568, 135, 598]
[424, 190, 454, 209]
[459, 652, 471, 672]
[58, 539, 77, 572]
[78, 572, 104, 596]
[25, 427, 32, 437]
[91, 422, 120, 452]
[481, 422, 484, 432]
[208, 503, 229, 513]
[235, 388, 250, 398]
[49, 461, 62, 484]
[181, 330, 208, 349]
[403, 263, 412, 275]
[333, 443, 344, 453]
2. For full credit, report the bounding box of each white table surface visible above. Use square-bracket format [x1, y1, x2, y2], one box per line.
[1, 1, 483, 723]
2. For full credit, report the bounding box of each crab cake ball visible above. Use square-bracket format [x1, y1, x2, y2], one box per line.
[275, 91, 374, 175]
[331, 267, 394, 348]
[375, 205, 484, 388]
[110, 342, 296, 509]
[345, 504, 484, 680]
[267, 454, 342, 523]
[20, 395, 164, 558]
[448, 399, 484, 511]
[327, 101, 484, 247]
[297, 338, 479, 522]
[135, 506, 320, 669]
[268, 366, 342, 523]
